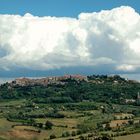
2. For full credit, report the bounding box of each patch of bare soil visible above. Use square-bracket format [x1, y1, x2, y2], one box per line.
[8, 129, 40, 139]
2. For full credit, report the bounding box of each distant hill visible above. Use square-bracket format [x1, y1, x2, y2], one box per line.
[0, 74, 140, 105]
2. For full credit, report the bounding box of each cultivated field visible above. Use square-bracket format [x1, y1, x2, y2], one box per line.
[116, 133, 140, 140]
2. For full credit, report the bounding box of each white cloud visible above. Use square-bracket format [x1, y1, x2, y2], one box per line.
[0, 6, 140, 73]
[116, 64, 136, 72]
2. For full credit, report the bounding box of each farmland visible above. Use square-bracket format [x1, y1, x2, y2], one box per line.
[0, 75, 140, 139]
[116, 133, 140, 140]
[0, 99, 140, 140]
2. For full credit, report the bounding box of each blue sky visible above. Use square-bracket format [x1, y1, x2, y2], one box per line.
[0, 0, 139, 17]
[0, 0, 140, 79]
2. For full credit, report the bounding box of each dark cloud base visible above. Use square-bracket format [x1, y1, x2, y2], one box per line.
[0, 65, 138, 78]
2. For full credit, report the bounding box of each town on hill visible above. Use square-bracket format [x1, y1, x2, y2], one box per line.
[11, 75, 88, 86]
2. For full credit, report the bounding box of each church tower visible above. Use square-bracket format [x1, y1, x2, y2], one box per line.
[137, 92, 140, 105]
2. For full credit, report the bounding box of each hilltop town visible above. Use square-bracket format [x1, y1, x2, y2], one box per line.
[11, 75, 88, 86]
[9, 74, 139, 87]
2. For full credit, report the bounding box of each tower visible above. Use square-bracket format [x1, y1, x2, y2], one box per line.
[137, 92, 140, 99]
[137, 92, 140, 105]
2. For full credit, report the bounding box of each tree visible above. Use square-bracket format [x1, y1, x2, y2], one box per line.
[105, 123, 111, 131]
[71, 131, 76, 136]
[45, 120, 53, 129]
[50, 134, 56, 139]
[62, 131, 70, 137]
[37, 123, 43, 128]
[94, 134, 113, 140]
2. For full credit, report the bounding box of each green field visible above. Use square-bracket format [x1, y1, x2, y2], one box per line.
[0, 99, 140, 140]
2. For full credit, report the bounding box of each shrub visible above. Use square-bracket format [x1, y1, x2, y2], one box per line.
[71, 131, 76, 136]
[62, 131, 70, 137]
[45, 121, 53, 129]
[50, 134, 56, 139]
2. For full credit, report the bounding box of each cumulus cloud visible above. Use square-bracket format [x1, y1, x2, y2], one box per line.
[0, 6, 140, 73]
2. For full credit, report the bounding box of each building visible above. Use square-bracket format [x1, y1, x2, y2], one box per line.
[11, 74, 88, 87]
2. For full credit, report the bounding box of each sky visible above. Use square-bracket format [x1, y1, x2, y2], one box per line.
[0, 0, 140, 17]
[0, 0, 140, 78]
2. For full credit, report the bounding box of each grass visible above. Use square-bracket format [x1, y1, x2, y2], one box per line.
[36, 117, 79, 128]
[116, 133, 140, 140]
[0, 99, 140, 140]
[0, 99, 25, 106]
[0, 118, 18, 131]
